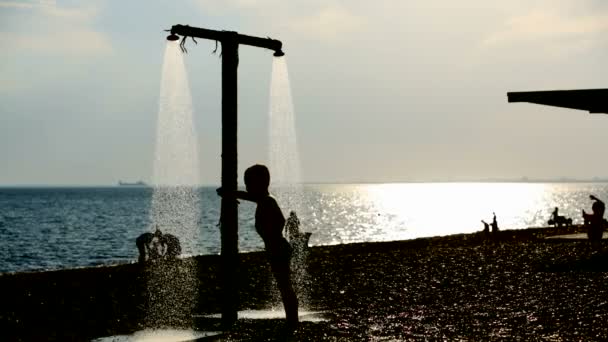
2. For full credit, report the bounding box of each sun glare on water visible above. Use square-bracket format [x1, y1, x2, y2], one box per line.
[363, 183, 550, 240]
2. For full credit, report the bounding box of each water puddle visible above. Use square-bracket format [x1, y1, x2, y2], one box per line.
[197, 309, 329, 322]
[92, 328, 221, 342]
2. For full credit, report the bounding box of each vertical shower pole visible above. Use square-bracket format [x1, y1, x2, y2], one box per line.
[220, 32, 239, 327]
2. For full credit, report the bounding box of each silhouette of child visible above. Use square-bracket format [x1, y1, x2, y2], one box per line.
[217, 164, 299, 330]
[583, 194, 605, 250]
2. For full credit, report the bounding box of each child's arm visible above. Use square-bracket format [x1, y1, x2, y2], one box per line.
[216, 188, 257, 203]
[234, 190, 256, 202]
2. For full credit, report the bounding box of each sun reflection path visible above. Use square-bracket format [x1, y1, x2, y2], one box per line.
[362, 183, 550, 240]
[275, 182, 601, 248]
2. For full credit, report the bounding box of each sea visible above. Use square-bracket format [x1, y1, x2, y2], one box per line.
[1, 182, 606, 274]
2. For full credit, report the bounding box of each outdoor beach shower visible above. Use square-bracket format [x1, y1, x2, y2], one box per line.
[164, 24, 285, 327]
[166, 25, 284, 56]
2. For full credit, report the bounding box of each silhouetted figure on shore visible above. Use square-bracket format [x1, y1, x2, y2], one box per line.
[136, 228, 163, 263]
[136, 231, 155, 263]
[285, 211, 301, 241]
[582, 195, 605, 251]
[552, 207, 559, 222]
[161, 233, 182, 260]
[217, 164, 299, 331]
[481, 220, 490, 238]
[285, 211, 312, 249]
[491, 212, 499, 234]
[136, 226, 181, 262]
[548, 207, 572, 227]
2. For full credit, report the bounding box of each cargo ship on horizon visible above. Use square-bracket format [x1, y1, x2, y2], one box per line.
[117, 180, 147, 187]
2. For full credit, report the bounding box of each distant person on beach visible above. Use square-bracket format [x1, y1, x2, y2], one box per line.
[481, 220, 490, 237]
[491, 212, 499, 234]
[136, 231, 155, 263]
[136, 226, 181, 262]
[136, 228, 164, 262]
[217, 164, 299, 330]
[582, 195, 605, 250]
[284, 211, 312, 248]
[284, 210, 313, 275]
[552, 207, 559, 221]
[285, 211, 301, 242]
[161, 233, 182, 260]
[548, 207, 572, 227]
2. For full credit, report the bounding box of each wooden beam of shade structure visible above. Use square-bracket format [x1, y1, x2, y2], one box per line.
[507, 88, 608, 114]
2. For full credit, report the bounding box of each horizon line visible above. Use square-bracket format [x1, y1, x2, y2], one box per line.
[3, 178, 608, 187]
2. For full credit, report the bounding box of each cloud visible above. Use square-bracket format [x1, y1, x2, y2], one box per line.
[287, 6, 366, 42]
[195, 0, 278, 10]
[0, 30, 111, 55]
[193, 1, 365, 42]
[0, 0, 55, 9]
[0, 1, 111, 56]
[483, 8, 608, 48]
[193, 0, 282, 16]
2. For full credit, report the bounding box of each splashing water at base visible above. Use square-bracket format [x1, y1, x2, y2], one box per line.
[268, 57, 312, 308]
[200, 309, 329, 322]
[93, 329, 221, 342]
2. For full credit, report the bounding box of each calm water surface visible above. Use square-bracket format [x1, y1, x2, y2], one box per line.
[0, 183, 605, 273]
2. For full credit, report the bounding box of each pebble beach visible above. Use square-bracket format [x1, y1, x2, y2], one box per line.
[214, 226, 608, 341]
[5, 225, 608, 341]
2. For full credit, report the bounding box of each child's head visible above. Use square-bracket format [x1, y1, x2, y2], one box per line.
[244, 164, 270, 195]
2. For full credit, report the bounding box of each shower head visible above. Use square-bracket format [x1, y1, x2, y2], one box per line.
[273, 50, 285, 57]
[166, 33, 180, 41]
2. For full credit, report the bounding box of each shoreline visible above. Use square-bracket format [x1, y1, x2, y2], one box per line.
[0, 225, 586, 276]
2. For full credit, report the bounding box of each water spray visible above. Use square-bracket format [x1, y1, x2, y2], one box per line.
[163, 24, 285, 327]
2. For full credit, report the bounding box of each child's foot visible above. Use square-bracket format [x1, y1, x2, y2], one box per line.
[276, 321, 297, 341]
[286, 319, 299, 334]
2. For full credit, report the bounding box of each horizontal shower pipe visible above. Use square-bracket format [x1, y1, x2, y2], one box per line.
[169, 25, 284, 55]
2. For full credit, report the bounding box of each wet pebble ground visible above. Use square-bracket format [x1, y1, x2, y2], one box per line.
[220, 232, 608, 341]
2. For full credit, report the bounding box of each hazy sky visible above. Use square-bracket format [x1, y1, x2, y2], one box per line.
[1, 0, 608, 185]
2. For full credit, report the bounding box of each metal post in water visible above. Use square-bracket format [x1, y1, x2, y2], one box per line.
[165, 24, 285, 328]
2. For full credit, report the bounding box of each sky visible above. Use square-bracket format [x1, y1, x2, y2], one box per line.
[1, 0, 608, 185]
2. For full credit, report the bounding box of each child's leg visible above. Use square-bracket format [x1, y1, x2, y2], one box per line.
[271, 259, 299, 327]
